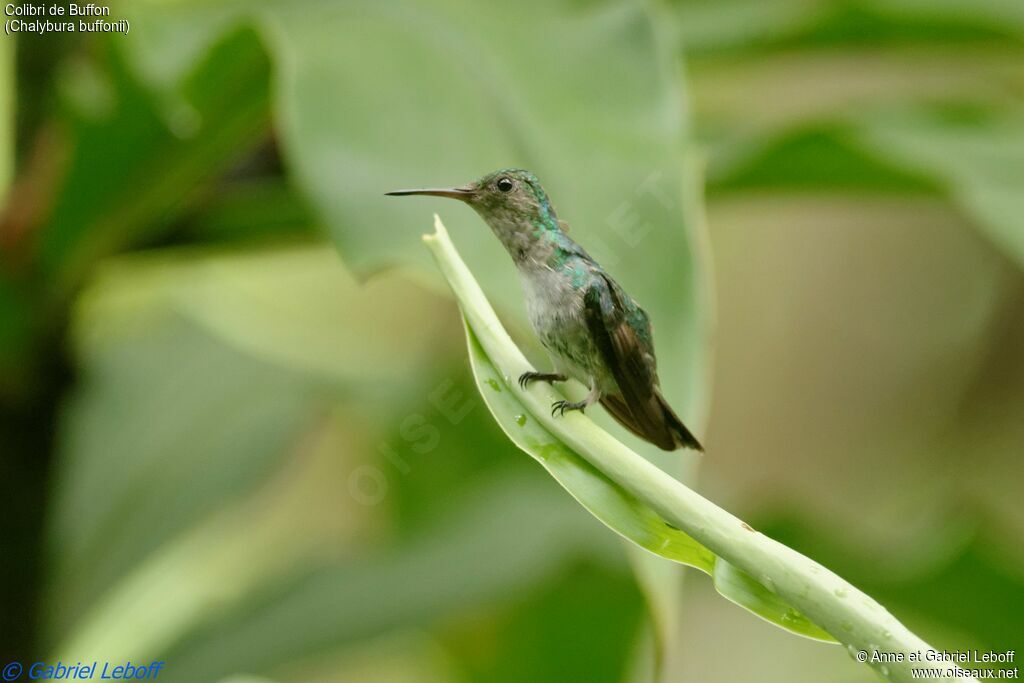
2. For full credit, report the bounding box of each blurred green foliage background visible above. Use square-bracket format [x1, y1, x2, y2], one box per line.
[1, 1, 1021, 681]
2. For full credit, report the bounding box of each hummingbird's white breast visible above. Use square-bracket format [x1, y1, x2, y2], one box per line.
[517, 258, 613, 391]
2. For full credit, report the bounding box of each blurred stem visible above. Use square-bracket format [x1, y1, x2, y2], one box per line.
[423, 215, 974, 683]
[0, 34, 13, 204]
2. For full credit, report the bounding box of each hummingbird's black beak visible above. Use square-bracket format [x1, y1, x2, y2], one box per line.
[385, 186, 475, 201]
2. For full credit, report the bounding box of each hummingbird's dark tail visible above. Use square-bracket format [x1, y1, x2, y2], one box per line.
[600, 391, 704, 452]
[655, 390, 704, 452]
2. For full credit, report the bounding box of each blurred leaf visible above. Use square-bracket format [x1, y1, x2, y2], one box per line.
[180, 178, 315, 244]
[0, 34, 13, 204]
[45, 310, 317, 644]
[856, 111, 1024, 269]
[116, 0, 708, 415]
[689, 46, 1024, 141]
[679, 0, 1024, 271]
[709, 111, 1024, 269]
[39, 25, 271, 297]
[759, 512, 1024, 652]
[676, 0, 1024, 55]
[52, 233, 641, 683]
[115, 5, 714, 677]
[55, 407, 377, 662]
[441, 562, 644, 683]
[145, 474, 621, 683]
[675, 0, 819, 54]
[374, 365, 528, 537]
[46, 242, 461, 646]
[275, 631, 454, 683]
[882, 0, 1024, 39]
[707, 123, 939, 193]
[79, 244, 461, 394]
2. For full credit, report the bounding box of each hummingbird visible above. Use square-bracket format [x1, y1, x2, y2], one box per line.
[387, 169, 703, 452]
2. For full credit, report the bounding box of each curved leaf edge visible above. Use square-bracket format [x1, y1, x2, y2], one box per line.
[425, 214, 971, 683]
[463, 319, 835, 642]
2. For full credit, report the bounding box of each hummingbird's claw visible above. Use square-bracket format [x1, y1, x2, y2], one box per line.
[551, 399, 586, 417]
[519, 371, 568, 390]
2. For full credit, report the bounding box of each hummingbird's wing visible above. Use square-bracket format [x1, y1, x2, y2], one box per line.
[584, 273, 704, 452]
[583, 274, 676, 450]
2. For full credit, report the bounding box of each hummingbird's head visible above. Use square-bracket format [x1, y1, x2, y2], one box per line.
[387, 169, 563, 256]
[460, 169, 558, 224]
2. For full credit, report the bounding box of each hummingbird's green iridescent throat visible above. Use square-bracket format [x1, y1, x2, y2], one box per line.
[387, 169, 702, 452]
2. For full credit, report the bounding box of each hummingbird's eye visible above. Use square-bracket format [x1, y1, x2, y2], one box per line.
[496, 177, 514, 193]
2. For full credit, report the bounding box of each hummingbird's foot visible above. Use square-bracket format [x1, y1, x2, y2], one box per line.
[518, 372, 567, 389]
[551, 399, 588, 417]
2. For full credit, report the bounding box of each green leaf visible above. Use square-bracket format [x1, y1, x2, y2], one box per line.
[77, 244, 461, 394]
[114, 3, 713, 674]
[46, 310, 317, 644]
[855, 111, 1024, 269]
[115, 0, 708, 415]
[464, 325, 715, 575]
[676, 0, 1024, 54]
[706, 123, 940, 193]
[881, 0, 1024, 39]
[464, 319, 832, 643]
[112, 474, 622, 683]
[39, 26, 272, 298]
[55, 237, 656, 679]
[441, 561, 645, 683]
[46, 242, 461, 646]
[692, 90, 1024, 270]
[423, 215, 978, 682]
[711, 558, 831, 639]
[430, 217, 832, 643]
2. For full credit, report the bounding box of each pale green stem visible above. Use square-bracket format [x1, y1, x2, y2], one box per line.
[423, 215, 971, 683]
